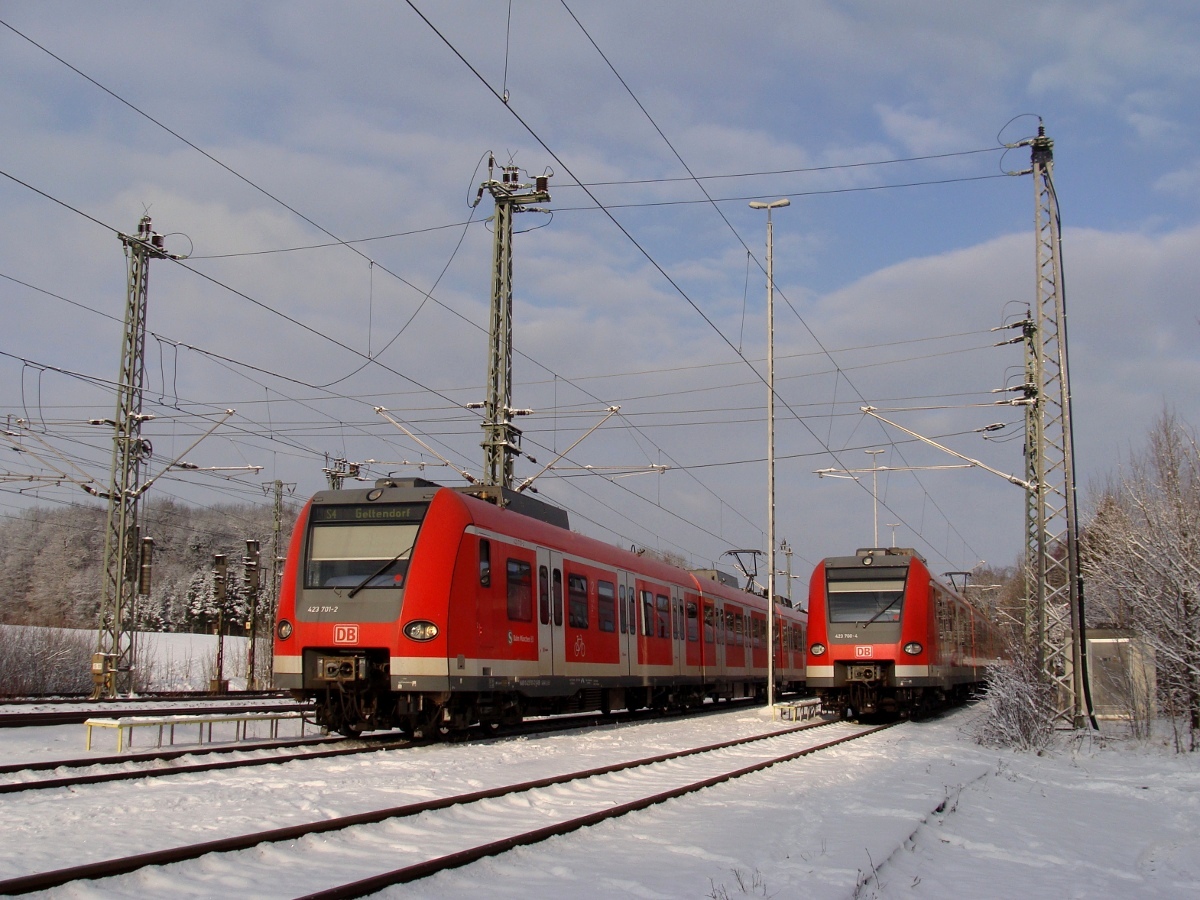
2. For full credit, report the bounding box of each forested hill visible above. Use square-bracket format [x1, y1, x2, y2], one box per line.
[0, 499, 295, 632]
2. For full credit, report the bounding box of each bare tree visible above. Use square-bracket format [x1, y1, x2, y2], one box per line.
[1083, 410, 1200, 751]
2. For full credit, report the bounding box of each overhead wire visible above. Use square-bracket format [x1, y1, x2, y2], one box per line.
[554, 3, 998, 566]
[3, 10, 1009, 567]
[452, 0, 995, 565]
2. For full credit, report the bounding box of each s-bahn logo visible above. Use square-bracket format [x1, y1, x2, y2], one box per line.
[333, 624, 359, 644]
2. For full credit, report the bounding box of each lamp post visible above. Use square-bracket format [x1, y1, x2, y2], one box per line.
[865, 449, 885, 546]
[749, 197, 789, 709]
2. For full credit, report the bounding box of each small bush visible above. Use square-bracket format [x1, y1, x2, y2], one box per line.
[971, 647, 1055, 752]
[0, 625, 94, 695]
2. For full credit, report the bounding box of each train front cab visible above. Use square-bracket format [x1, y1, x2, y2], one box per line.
[272, 480, 464, 735]
[806, 548, 934, 717]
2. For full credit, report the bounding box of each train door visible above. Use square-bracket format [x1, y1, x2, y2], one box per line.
[684, 593, 702, 671]
[672, 587, 686, 677]
[536, 548, 566, 679]
[618, 570, 635, 675]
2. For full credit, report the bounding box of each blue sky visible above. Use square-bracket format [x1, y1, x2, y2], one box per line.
[2, 1, 1198, 588]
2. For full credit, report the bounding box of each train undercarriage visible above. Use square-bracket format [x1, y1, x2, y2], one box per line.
[815, 662, 976, 721]
[297, 649, 779, 737]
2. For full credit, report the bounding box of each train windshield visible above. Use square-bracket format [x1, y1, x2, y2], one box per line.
[305, 503, 428, 591]
[825, 567, 907, 623]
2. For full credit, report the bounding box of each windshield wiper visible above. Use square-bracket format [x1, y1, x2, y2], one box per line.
[859, 596, 900, 629]
[348, 543, 415, 598]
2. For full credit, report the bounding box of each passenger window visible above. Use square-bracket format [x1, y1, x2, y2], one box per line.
[506, 558, 533, 622]
[641, 590, 654, 637]
[618, 584, 627, 634]
[703, 603, 715, 644]
[568, 573, 589, 628]
[656, 594, 670, 638]
[598, 580, 616, 633]
[478, 539, 491, 587]
[687, 600, 699, 642]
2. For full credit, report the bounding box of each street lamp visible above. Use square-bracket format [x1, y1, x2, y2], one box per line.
[865, 449, 885, 546]
[749, 197, 789, 709]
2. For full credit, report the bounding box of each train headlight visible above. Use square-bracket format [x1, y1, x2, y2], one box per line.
[403, 620, 439, 642]
[903, 641, 923, 655]
[809, 642, 826, 656]
[277, 619, 293, 640]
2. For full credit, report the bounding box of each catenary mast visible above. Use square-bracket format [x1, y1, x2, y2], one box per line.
[1020, 124, 1087, 727]
[93, 216, 173, 697]
[478, 158, 550, 490]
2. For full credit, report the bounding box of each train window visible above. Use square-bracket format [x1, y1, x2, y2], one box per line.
[825, 569, 906, 624]
[539, 565, 550, 625]
[506, 559, 533, 622]
[655, 594, 670, 638]
[618, 584, 627, 634]
[686, 600, 699, 642]
[716, 607, 725, 644]
[479, 539, 491, 587]
[304, 503, 427, 591]
[598, 580, 616, 633]
[734, 613, 744, 645]
[629, 595, 637, 637]
[552, 569, 564, 627]
[641, 590, 654, 637]
[703, 603, 715, 644]
[568, 573, 589, 629]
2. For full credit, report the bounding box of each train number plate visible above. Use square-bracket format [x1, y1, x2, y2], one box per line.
[333, 624, 360, 644]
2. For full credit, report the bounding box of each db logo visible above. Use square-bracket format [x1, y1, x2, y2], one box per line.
[333, 624, 359, 644]
[855, 645, 873, 658]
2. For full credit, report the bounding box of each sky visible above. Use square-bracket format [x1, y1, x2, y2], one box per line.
[2, 1, 1199, 587]
[3, 691, 1198, 898]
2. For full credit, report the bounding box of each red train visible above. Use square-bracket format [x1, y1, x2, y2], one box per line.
[273, 478, 808, 736]
[805, 547, 1004, 719]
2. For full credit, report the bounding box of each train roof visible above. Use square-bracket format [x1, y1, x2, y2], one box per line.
[311, 477, 570, 530]
[821, 547, 926, 570]
[311, 477, 762, 608]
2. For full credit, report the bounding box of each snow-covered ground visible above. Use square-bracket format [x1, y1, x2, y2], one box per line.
[0, 704, 1197, 898]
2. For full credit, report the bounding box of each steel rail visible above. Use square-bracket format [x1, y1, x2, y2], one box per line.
[0, 718, 877, 896]
[0, 736, 402, 796]
[0, 702, 308, 728]
[0, 697, 760, 794]
[301, 722, 895, 900]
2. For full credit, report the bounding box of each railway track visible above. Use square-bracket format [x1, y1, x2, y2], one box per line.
[0, 718, 894, 898]
[0, 700, 309, 728]
[0, 733, 401, 795]
[0, 697, 759, 795]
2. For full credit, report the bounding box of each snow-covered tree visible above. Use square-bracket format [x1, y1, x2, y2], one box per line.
[1083, 410, 1200, 751]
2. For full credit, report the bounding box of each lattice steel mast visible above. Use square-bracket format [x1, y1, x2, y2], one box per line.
[478, 159, 550, 489]
[94, 216, 173, 697]
[1019, 124, 1087, 727]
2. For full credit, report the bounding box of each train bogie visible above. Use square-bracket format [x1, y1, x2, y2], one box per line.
[274, 479, 807, 736]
